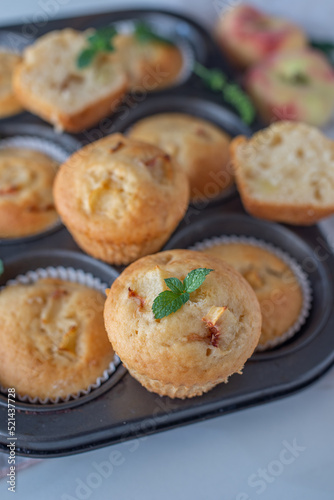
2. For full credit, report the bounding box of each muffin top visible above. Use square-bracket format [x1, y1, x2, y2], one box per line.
[0, 278, 114, 400]
[54, 133, 189, 243]
[104, 249, 261, 390]
[202, 242, 303, 346]
[129, 113, 231, 201]
[114, 34, 183, 90]
[0, 50, 23, 116]
[0, 147, 59, 238]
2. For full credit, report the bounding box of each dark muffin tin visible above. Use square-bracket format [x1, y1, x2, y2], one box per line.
[0, 8, 333, 458]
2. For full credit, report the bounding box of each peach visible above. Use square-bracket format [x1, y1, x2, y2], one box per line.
[245, 48, 334, 126]
[215, 4, 307, 69]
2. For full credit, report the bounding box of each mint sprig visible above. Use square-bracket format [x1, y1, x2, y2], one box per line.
[134, 21, 174, 46]
[77, 26, 118, 69]
[193, 62, 256, 125]
[152, 268, 213, 319]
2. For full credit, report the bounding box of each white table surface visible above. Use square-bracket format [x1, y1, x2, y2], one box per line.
[1, 1, 334, 499]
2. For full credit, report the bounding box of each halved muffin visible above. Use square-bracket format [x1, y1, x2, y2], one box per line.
[13, 29, 128, 132]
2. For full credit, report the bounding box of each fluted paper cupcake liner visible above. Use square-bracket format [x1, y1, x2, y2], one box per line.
[0, 266, 120, 404]
[190, 235, 312, 351]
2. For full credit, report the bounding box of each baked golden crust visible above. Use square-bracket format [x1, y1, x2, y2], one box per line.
[230, 122, 334, 225]
[202, 243, 303, 346]
[0, 51, 23, 117]
[0, 279, 114, 399]
[129, 112, 232, 202]
[0, 148, 59, 238]
[13, 29, 128, 132]
[114, 34, 183, 90]
[54, 134, 189, 265]
[104, 249, 261, 398]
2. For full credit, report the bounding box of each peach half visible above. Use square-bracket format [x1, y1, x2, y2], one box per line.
[215, 4, 307, 69]
[245, 48, 334, 127]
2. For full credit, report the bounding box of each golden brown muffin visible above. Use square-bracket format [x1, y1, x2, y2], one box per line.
[114, 34, 183, 91]
[230, 122, 334, 225]
[0, 278, 114, 400]
[13, 29, 128, 132]
[129, 113, 232, 202]
[0, 50, 23, 117]
[54, 134, 189, 265]
[201, 243, 303, 348]
[0, 148, 59, 238]
[104, 249, 261, 399]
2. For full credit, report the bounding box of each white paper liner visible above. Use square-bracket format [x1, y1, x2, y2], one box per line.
[0, 135, 69, 163]
[0, 266, 120, 404]
[190, 235, 312, 351]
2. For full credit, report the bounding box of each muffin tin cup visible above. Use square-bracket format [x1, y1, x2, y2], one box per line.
[0, 30, 33, 54]
[0, 250, 125, 411]
[0, 123, 81, 246]
[190, 235, 312, 351]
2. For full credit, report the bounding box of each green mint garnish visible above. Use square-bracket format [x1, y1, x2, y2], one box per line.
[134, 21, 174, 46]
[152, 268, 213, 319]
[193, 62, 256, 125]
[77, 26, 118, 69]
[0, 260, 3, 276]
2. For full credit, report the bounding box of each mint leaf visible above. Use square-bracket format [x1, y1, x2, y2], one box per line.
[77, 26, 117, 69]
[77, 47, 97, 69]
[88, 26, 117, 48]
[184, 268, 213, 293]
[164, 277, 185, 294]
[152, 267, 213, 319]
[193, 62, 255, 125]
[134, 21, 174, 46]
[0, 260, 3, 276]
[153, 290, 187, 319]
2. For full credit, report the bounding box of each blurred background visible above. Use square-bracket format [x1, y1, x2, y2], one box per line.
[1, 0, 334, 39]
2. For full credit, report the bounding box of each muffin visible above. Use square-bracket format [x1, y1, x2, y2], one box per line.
[104, 249, 261, 398]
[0, 147, 59, 238]
[0, 278, 114, 400]
[114, 33, 183, 91]
[13, 29, 128, 132]
[129, 113, 232, 202]
[230, 121, 334, 225]
[0, 50, 23, 118]
[200, 242, 304, 348]
[54, 134, 189, 265]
